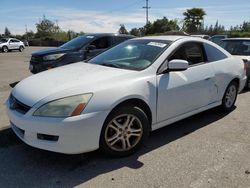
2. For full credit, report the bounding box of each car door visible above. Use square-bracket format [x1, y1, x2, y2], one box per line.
[157, 42, 217, 122]
[9, 39, 16, 49]
[86, 36, 112, 59]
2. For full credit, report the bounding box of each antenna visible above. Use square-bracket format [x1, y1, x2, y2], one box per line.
[143, 0, 151, 25]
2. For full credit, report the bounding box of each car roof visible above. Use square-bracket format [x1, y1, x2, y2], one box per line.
[84, 33, 135, 38]
[132, 35, 197, 42]
[222, 38, 250, 41]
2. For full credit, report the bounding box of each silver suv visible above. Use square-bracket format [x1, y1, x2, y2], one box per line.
[0, 38, 25, 52]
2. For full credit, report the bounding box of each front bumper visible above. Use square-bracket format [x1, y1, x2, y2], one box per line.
[6, 103, 109, 154]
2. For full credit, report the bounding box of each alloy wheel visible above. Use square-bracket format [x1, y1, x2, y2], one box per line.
[105, 114, 143, 152]
[225, 84, 237, 108]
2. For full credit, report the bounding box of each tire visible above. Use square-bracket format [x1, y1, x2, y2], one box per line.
[221, 81, 238, 111]
[100, 105, 150, 157]
[246, 77, 250, 89]
[19, 46, 24, 52]
[2, 46, 8, 53]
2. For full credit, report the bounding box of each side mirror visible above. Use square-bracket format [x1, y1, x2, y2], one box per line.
[168, 59, 189, 72]
[159, 59, 189, 74]
[86, 45, 96, 52]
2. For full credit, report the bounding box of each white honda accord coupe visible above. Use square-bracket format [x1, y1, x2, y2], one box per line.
[6, 36, 246, 156]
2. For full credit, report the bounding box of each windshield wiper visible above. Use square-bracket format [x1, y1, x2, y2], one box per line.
[99, 63, 121, 68]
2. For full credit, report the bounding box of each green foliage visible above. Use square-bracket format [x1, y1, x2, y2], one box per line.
[118, 24, 129, 34]
[130, 28, 141, 36]
[35, 15, 59, 40]
[4, 27, 11, 37]
[203, 21, 225, 35]
[183, 8, 206, 33]
[229, 32, 250, 38]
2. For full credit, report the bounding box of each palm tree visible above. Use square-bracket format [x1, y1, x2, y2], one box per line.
[183, 8, 206, 33]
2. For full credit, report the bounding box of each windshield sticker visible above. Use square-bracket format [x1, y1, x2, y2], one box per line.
[147, 42, 167, 48]
[86, 36, 95, 38]
[243, 41, 250, 46]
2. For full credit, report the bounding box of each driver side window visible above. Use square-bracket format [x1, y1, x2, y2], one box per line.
[169, 42, 205, 66]
[90, 37, 112, 49]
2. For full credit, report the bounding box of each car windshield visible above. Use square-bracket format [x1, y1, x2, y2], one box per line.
[89, 39, 170, 71]
[0, 38, 8, 43]
[60, 35, 95, 49]
[221, 40, 250, 55]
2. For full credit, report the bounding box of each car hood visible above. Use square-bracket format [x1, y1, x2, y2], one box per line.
[12, 62, 136, 107]
[32, 47, 72, 56]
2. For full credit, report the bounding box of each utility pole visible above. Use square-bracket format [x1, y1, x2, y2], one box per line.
[143, 0, 150, 25]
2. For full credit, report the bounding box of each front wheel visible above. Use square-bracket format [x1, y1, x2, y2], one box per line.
[19, 46, 24, 52]
[221, 81, 238, 111]
[100, 105, 149, 157]
[2, 46, 8, 53]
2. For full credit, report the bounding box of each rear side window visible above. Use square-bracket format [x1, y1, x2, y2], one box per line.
[204, 43, 227, 62]
[11, 39, 20, 42]
[169, 42, 205, 65]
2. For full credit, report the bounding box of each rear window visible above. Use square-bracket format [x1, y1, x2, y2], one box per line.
[204, 43, 227, 62]
[221, 40, 250, 55]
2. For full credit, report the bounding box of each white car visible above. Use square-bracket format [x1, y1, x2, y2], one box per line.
[0, 38, 25, 52]
[6, 36, 247, 156]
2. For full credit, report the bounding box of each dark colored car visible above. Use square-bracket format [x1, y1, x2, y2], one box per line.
[29, 33, 134, 73]
[220, 38, 250, 89]
[209, 35, 228, 46]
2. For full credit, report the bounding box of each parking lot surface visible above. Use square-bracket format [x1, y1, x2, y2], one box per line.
[0, 47, 249, 188]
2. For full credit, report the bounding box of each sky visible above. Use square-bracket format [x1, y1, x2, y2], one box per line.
[1, 0, 250, 35]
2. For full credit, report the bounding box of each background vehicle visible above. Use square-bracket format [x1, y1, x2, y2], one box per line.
[7, 36, 246, 156]
[209, 35, 228, 45]
[221, 38, 250, 88]
[29, 33, 134, 74]
[191, 35, 210, 39]
[0, 38, 25, 52]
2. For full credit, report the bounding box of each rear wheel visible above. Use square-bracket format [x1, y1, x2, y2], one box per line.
[2, 46, 8, 53]
[246, 77, 250, 89]
[100, 105, 149, 157]
[19, 46, 24, 52]
[221, 81, 238, 111]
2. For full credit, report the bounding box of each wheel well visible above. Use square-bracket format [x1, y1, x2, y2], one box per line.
[111, 98, 152, 129]
[231, 78, 240, 89]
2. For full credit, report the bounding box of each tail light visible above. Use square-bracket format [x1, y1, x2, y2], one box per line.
[242, 59, 248, 72]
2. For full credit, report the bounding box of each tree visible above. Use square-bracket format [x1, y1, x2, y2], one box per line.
[35, 15, 59, 39]
[4, 27, 11, 37]
[118, 24, 128, 34]
[144, 17, 179, 35]
[183, 8, 206, 33]
[23, 30, 35, 40]
[130, 28, 141, 36]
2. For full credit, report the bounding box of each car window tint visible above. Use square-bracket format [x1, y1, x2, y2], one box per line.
[204, 43, 227, 62]
[113, 37, 129, 45]
[90, 37, 112, 49]
[221, 40, 250, 56]
[169, 42, 205, 65]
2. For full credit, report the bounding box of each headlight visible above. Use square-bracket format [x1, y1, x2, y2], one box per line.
[43, 53, 65, 61]
[33, 94, 92, 117]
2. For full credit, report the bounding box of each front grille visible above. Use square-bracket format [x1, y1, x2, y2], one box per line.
[9, 94, 31, 114]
